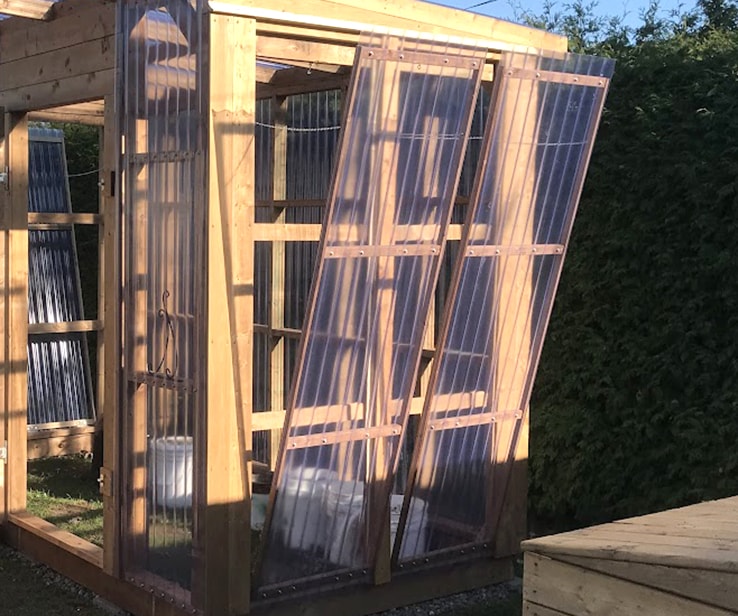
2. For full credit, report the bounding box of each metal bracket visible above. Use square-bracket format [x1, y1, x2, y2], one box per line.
[98, 467, 113, 497]
[0, 441, 7, 462]
[0, 168, 8, 186]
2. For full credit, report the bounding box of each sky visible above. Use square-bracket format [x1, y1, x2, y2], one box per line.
[434, 0, 693, 29]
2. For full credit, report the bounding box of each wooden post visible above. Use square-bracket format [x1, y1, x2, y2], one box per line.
[488, 61, 537, 556]
[203, 13, 255, 615]
[101, 94, 121, 576]
[370, 58, 400, 586]
[269, 95, 287, 471]
[0, 110, 6, 524]
[5, 111, 28, 515]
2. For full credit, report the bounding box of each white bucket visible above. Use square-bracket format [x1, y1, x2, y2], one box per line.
[279, 467, 329, 551]
[390, 494, 428, 559]
[325, 479, 364, 566]
[149, 436, 193, 508]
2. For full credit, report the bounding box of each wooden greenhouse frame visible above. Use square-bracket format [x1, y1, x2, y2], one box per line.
[0, 2, 611, 615]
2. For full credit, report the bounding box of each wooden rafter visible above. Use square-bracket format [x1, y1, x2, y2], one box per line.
[0, 0, 55, 20]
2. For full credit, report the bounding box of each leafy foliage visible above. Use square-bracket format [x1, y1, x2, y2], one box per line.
[529, 0, 738, 529]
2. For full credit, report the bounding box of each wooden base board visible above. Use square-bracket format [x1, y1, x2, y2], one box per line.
[252, 556, 514, 616]
[1, 510, 514, 616]
[27, 426, 96, 460]
[1, 513, 191, 616]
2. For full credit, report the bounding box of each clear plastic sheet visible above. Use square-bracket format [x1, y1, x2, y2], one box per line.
[119, 0, 204, 599]
[397, 50, 614, 560]
[259, 32, 485, 588]
[27, 128, 95, 427]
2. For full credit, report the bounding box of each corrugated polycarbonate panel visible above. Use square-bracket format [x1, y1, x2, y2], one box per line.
[258, 33, 485, 590]
[120, 0, 204, 598]
[397, 51, 614, 560]
[27, 128, 95, 427]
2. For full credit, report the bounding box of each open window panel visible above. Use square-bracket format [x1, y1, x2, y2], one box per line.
[256, 32, 486, 595]
[394, 50, 615, 564]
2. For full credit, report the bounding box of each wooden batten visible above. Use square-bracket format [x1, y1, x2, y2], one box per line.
[100, 94, 121, 577]
[5, 112, 28, 514]
[0, 110, 6, 524]
[203, 13, 256, 615]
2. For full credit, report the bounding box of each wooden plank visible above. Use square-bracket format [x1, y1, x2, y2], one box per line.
[0, 0, 55, 20]
[28, 101, 105, 126]
[523, 602, 574, 616]
[27, 319, 102, 335]
[540, 527, 738, 551]
[5, 112, 28, 514]
[203, 13, 255, 615]
[257, 72, 349, 99]
[523, 552, 735, 616]
[0, 108, 6, 524]
[213, 0, 567, 52]
[0, 1, 115, 64]
[268, 96, 287, 471]
[28, 212, 103, 225]
[0, 68, 115, 113]
[523, 536, 738, 572]
[100, 94, 120, 577]
[26, 428, 95, 459]
[600, 520, 738, 542]
[252, 556, 513, 616]
[554, 554, 738, 612]
[256, 35, 356, 67]
[0, 35, 114, 96]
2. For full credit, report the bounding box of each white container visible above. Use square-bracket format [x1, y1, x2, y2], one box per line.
[279, 467, 329, 551]
[325, 479, 364, 566]
[149, 436, 193, 508]
[390, 494, 428, 559]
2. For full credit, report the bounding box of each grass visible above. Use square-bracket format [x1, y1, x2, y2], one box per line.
[26, 454, 104, 546]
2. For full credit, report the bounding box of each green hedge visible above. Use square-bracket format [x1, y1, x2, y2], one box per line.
[530, 26, 738, 529]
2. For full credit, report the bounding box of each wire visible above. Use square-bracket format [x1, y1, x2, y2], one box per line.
[68, 168, 100, 178]
[466, 0, 496, 9]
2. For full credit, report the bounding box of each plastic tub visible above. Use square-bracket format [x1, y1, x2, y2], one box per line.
[149, 436, 193, 508]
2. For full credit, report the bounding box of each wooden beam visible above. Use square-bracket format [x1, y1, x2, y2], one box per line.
[0, 110, 6, 524]
[27, 319, 102, 335]
[100, 94, 120, 577]
[204, 13, 255, 615]
[0, 1, 116, 112]
[268, 95, 287, 471]
[256, 66, 349, 99]
[0, 0, 55, 21]
[28, 212, 103, 225]
[28, 101, 105, 126]
[26, 425, 96, 459]
[211, 0, 568, 53]
[257, 35, 356, 67]
[5, 111, 28, 515]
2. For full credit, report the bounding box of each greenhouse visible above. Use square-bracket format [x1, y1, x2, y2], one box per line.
[0, 1, 612, 614]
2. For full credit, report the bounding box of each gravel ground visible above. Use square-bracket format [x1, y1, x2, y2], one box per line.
[375, 577, 522, 616]
[0, 542, 521, 616]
